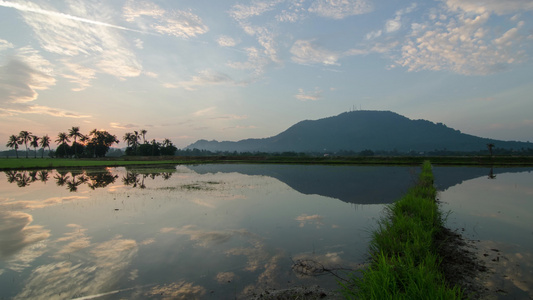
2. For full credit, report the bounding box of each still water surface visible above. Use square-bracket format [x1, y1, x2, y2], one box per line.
[0, 164, 531, 299]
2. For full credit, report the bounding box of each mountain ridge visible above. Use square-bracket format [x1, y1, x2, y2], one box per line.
[186, 110, 531, 153]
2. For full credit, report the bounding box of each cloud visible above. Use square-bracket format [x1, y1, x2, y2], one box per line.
[295, 88, 322, 101]
[308, 0, 373, 19]
[0, 38, 14, 51]
[0, 58, 55, 104]
[395, 4, 529, 75]
[170, 70, 237, 91]
[11, 0, 142, 79]
[227, 47, 270, 76]
[290, 40, 340, 65]
[217, 35, 238, 47]
[110, 122, 138, 129]
[60, 60, 96, 91]
[123, 1, 208, 38]
[229, 0, 283, 21]
[446, 0, 533, 15]
[193, 106, 217, 117]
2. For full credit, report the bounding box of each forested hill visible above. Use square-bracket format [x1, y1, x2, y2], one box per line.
[186, 110, 531, 153]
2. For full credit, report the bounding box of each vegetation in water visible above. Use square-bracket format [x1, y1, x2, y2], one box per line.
[339, 161, 463, 299]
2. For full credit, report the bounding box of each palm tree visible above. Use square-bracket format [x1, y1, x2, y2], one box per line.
[123, 132, 140, 155]
[487, 143, 495, 157]
[68, 126, 85, 158]
[56, 132, 71, 157]
[140, 129, 147, 144]
[6, 135, 20, 158]
[30, 135, 40, 158]
[18, 131, 32, 158]
[40, 135, 51, 158]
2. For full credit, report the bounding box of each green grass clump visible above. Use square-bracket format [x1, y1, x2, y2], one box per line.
[340, 161, 462, 299]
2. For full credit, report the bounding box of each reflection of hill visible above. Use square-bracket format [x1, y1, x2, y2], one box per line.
[188, 165, 533, 205]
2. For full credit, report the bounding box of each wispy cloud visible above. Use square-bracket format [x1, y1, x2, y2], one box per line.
[308, 0, 372, 19]
[110, 122, 138, 130]
[0, 0, 145, 33]
[123, 0, 208, 38]
[290, 40, 341, 65]
[168, 70, 238, 91]
[295, 88, 322, 101]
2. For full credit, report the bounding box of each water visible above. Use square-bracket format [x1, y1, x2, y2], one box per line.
[0, 164, 531, 299]
[435, 167, 533, 299]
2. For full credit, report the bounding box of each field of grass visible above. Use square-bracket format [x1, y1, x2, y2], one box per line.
[339, 161, 463, 299]
[0, 158, 182, 170]
[1, 155, 532, 171]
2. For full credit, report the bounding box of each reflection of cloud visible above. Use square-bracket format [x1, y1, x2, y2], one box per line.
[147, 281, 206, 300]
[477, 240, 533, 298]
[53, 224, 91, 258]
[295, 214, 324, 228]
[0, 211, 50, 259]
[215, 271, 235, 283]
[161, 225, 235, 247]
[15, 235, 138, 299]
[1, 195, 89, 210]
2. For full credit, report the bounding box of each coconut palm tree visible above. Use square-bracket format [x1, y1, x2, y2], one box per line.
[30, 135, 40, 158]
[56, 132, 71, 157]
[40, 135, 51, 158]
[487, 143, 495, 157]
[6, 135, 20, 158]
[68, 126, 85, 158]
[140, 129, 147, 144]
[18, 131, 32, 158]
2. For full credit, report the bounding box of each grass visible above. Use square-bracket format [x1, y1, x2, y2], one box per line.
[2, 155, 533, 171]
[0, 158, 181, 170]
[339, 161, 463, 299]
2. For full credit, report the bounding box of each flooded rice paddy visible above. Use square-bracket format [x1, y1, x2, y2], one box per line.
[0, 164, 532, 299]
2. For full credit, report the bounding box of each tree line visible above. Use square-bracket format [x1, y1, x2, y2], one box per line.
[5, 127, 177, 158]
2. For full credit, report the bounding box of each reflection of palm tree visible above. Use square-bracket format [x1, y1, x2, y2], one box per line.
[38, 170, 50, 183]
[122, 172, 140, 187]
[16, 172, 32, 187]
[28, 171, 38, 182]
[54, 173, 70, 186]
[5, 170, 18, 183]
[87, 171, 118, 189]
[6, 135, 20, 158]
[161, 172, 173, 180]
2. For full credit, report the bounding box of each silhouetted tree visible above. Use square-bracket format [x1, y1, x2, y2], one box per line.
[69, 127, 85, 158]
[30, 135, 39, 158]
[55, 132, 71, 158]
[40, 135, 51, 158]
[487, 143, 495, 157]
[6, 135, 20, 158]
[18, 131, 32, 158]
[86, 130, 119, 157]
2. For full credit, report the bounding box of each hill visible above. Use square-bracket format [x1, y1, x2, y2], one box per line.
[186, 110, 531, 153]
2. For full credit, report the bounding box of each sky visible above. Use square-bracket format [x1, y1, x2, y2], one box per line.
[1, 0, 533, 150]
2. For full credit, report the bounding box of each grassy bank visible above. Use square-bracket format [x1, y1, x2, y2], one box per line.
[340, 161, 463, 299]
[2, 155, 533, 171]
[0, 158, 181, 170]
